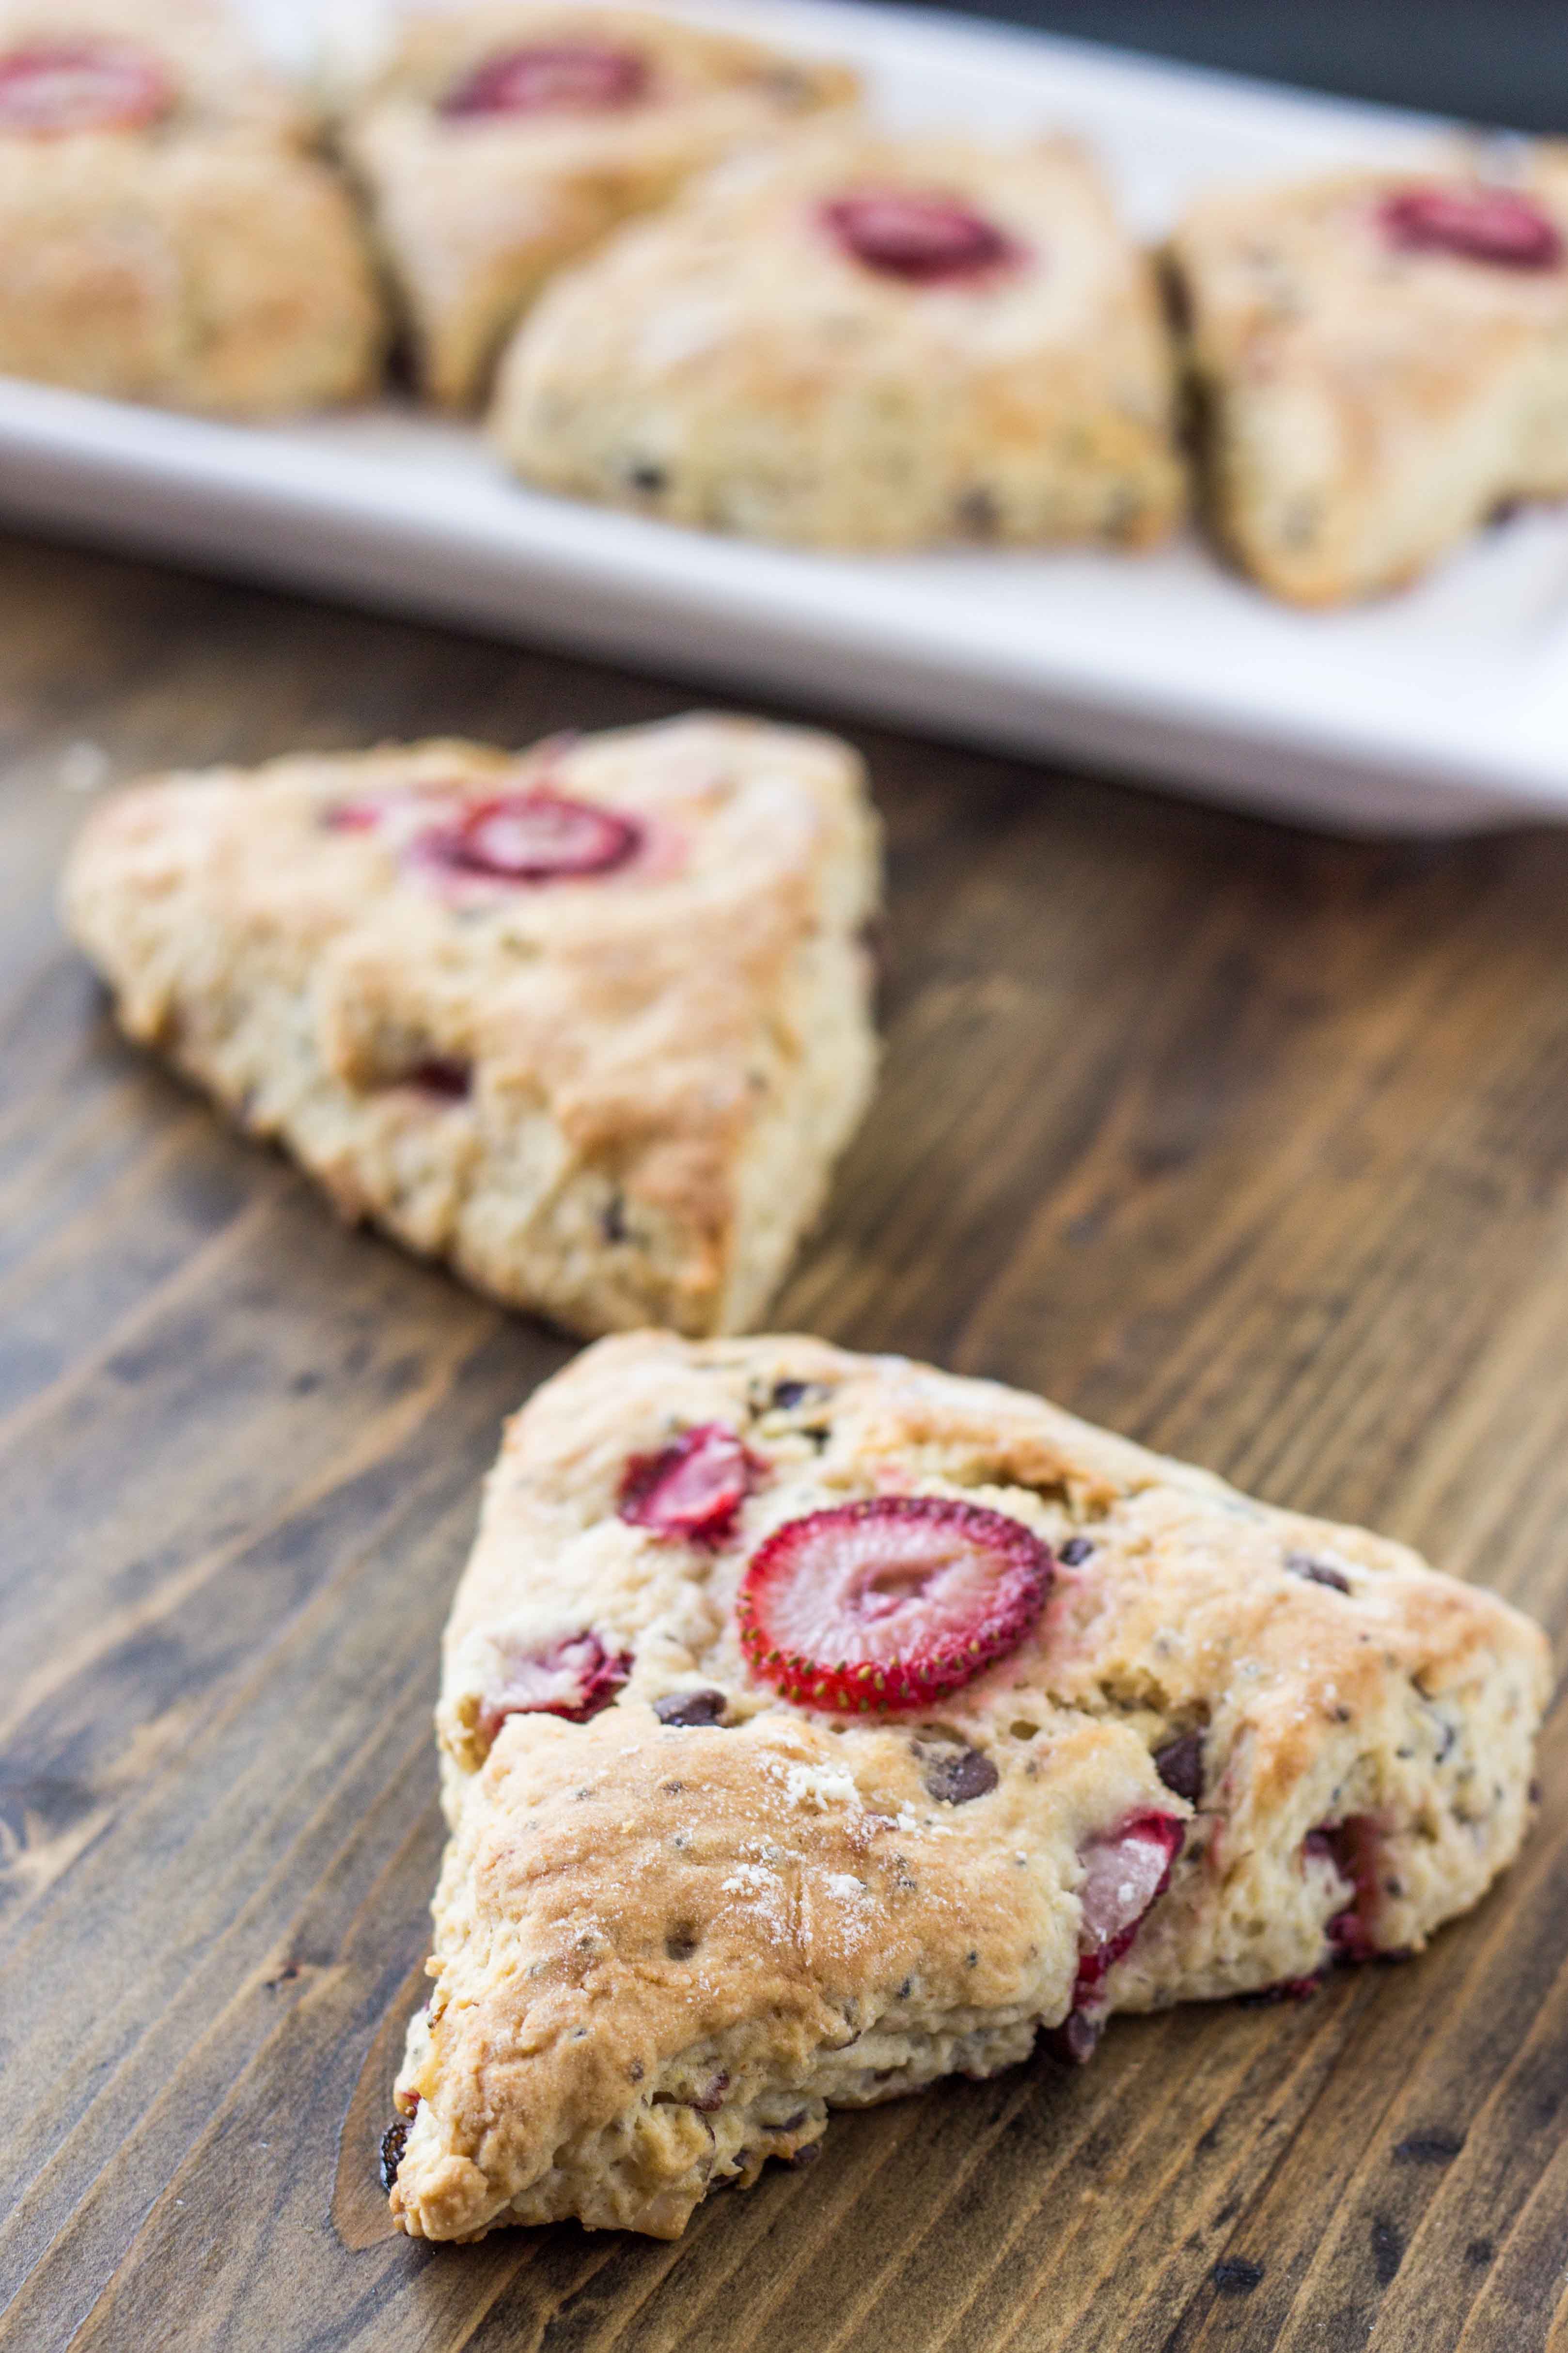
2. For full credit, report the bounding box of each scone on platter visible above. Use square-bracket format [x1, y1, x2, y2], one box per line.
[385, 1331, 1548, 2241]
[490, 124, 1186, 551]
[0, 0, 383, 413]
[340, 5, 857, 408]
[1166, 158, 1568, 603]
[62, 717, 880, 1339]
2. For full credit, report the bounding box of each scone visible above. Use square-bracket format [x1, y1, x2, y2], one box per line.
[61, 717, 880, 1340]
[385, 1331, 1549, 2241]
[0, 0, 383, 413]
[1166, 158, 1568, 602]
[490, 125, 1185, 551]
[339, 5, 856, 408]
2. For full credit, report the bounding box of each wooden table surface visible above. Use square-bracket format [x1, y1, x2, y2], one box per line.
[4, 530, 1568, 2353]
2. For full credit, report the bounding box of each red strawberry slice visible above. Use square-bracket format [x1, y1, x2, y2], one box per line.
[820, 189, 1019, 284]
[0, 40, 171, 135]
[1379, 184, 1562, 269]
[737, 1495, 1052, 1711]
[477, 1629, 630, 1745]
[1303, 1816, 1381, 1960]
[440, 42, 648, 119]
[417, 792, 641, 883]
[620, 1424, 756, 1542]
[1071, 1810, 1185, 2008]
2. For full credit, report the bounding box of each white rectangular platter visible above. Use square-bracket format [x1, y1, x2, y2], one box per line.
[2, 0, 1567, 834]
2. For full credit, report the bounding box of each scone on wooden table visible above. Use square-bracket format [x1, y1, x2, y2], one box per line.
[386, 1332, 1548, 2241]
[491, 125, 1185, 551]
[62, 718, 880, 1339]
[340, 6, 856, 408]
[0, 0, 383, 412]
[1167, 157, 1568, 603]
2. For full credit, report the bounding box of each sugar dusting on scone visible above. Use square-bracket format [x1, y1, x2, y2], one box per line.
[1165, 155, 1568, 603]
[61, 717, 881, 1338]
[339, 4, 857, 407]
[490, 123, 1185, 550]
[386, 1332, 1549, 2239]
[0, 0, 384, 413]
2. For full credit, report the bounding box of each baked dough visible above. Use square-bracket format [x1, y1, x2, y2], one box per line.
[1166, 156, 1568, 602]
[0, 0, 383, 413]
[339, 5, 856, 407]
[490, 123, 1185, 550]
[388, 1330, 1548, 2240]
[61, 717, 880, 1339]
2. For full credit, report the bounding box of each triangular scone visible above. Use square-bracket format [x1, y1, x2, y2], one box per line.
[62, 718, 880, 1338]
[387, 1332, 1548, 2241]
[0, 0, 383, 413]
[491, 125, 1185, 551]
[1166, 158, 1568, 603]
[339, 5, 856, 408]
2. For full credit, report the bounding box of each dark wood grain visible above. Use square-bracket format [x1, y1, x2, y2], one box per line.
[2, 528, 1566, 2353]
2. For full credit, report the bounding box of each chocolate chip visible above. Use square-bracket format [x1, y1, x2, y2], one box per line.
[601, 1191, 627, 1244]
[1153, 1731, 1204, 1804]
[1058, 1537, 1094, 1566]
[378, 2118, 409, 2191]
[956, 486, 999, 537]
[654, 1689, 727, 1728]
[787, 2141, 821, 2166]
[770, 1379, 811, 1409]
[777, 2107, 809, 2132]
[1212, 2258, 1264, 2295]
[1045, 2010, 1101, 2066]
[665, 1927, 700, 1961]
[408, 1057, 471, 1100]
[921, 1745, 999, 1805]
[691, 2070, 729, 2112]
[1286, 1551, 1351, 1594]
[628, 461, 667, 494]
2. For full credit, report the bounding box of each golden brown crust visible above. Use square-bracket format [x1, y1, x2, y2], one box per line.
[61, 719, 880, 1338]
[391, 1332, 1549, 2240]
[1167, 156, 1568, 603]
[340, 5, 857, 407]
[492, 123, 1185, 549]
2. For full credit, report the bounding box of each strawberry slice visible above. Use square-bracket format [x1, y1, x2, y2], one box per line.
[1379, 184, 1562, 269]
[477, 1629, 630, 1744]
[619, 1424, 756, 1542]
[1071, 1811, 1185, 2009]
[0, 40, 171, 135]
[820, 190, 1019, 285]
[416, 792, 641, 884]
[440, 43, 648, 119]
[737, 1495, 1051, 1711]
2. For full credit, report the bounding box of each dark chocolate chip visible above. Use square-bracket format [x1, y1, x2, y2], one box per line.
[770, 1379, 813, 1409]
[1045, 2009, 1101, 2066]
[1286, 1551, 1351, 1594]
[378, 2118, 409, 2191]
[665, 1927, 700, 1961]
[408, 1057, 471, 1100]
[956, 486, 999, 537]
[921, 1745, 999, 1805]
[787, 2141, 821, 2166]
[1212, 2258, 1264, 2295]
[1238, 1974, 1323, 2005]
[601, 1191, 628, 1244]
[777, 2107, 809, 2132]
[654, 1688, 727, 1728]
[691, 2070, 729, 2112]
[1153, 1731, 1204, 1804]
[1058, 1536, 1095, 1566]
[628, 461, 667, 493]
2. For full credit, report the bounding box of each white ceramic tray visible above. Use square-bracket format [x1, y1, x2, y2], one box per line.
[2, 0, 1566, 834]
